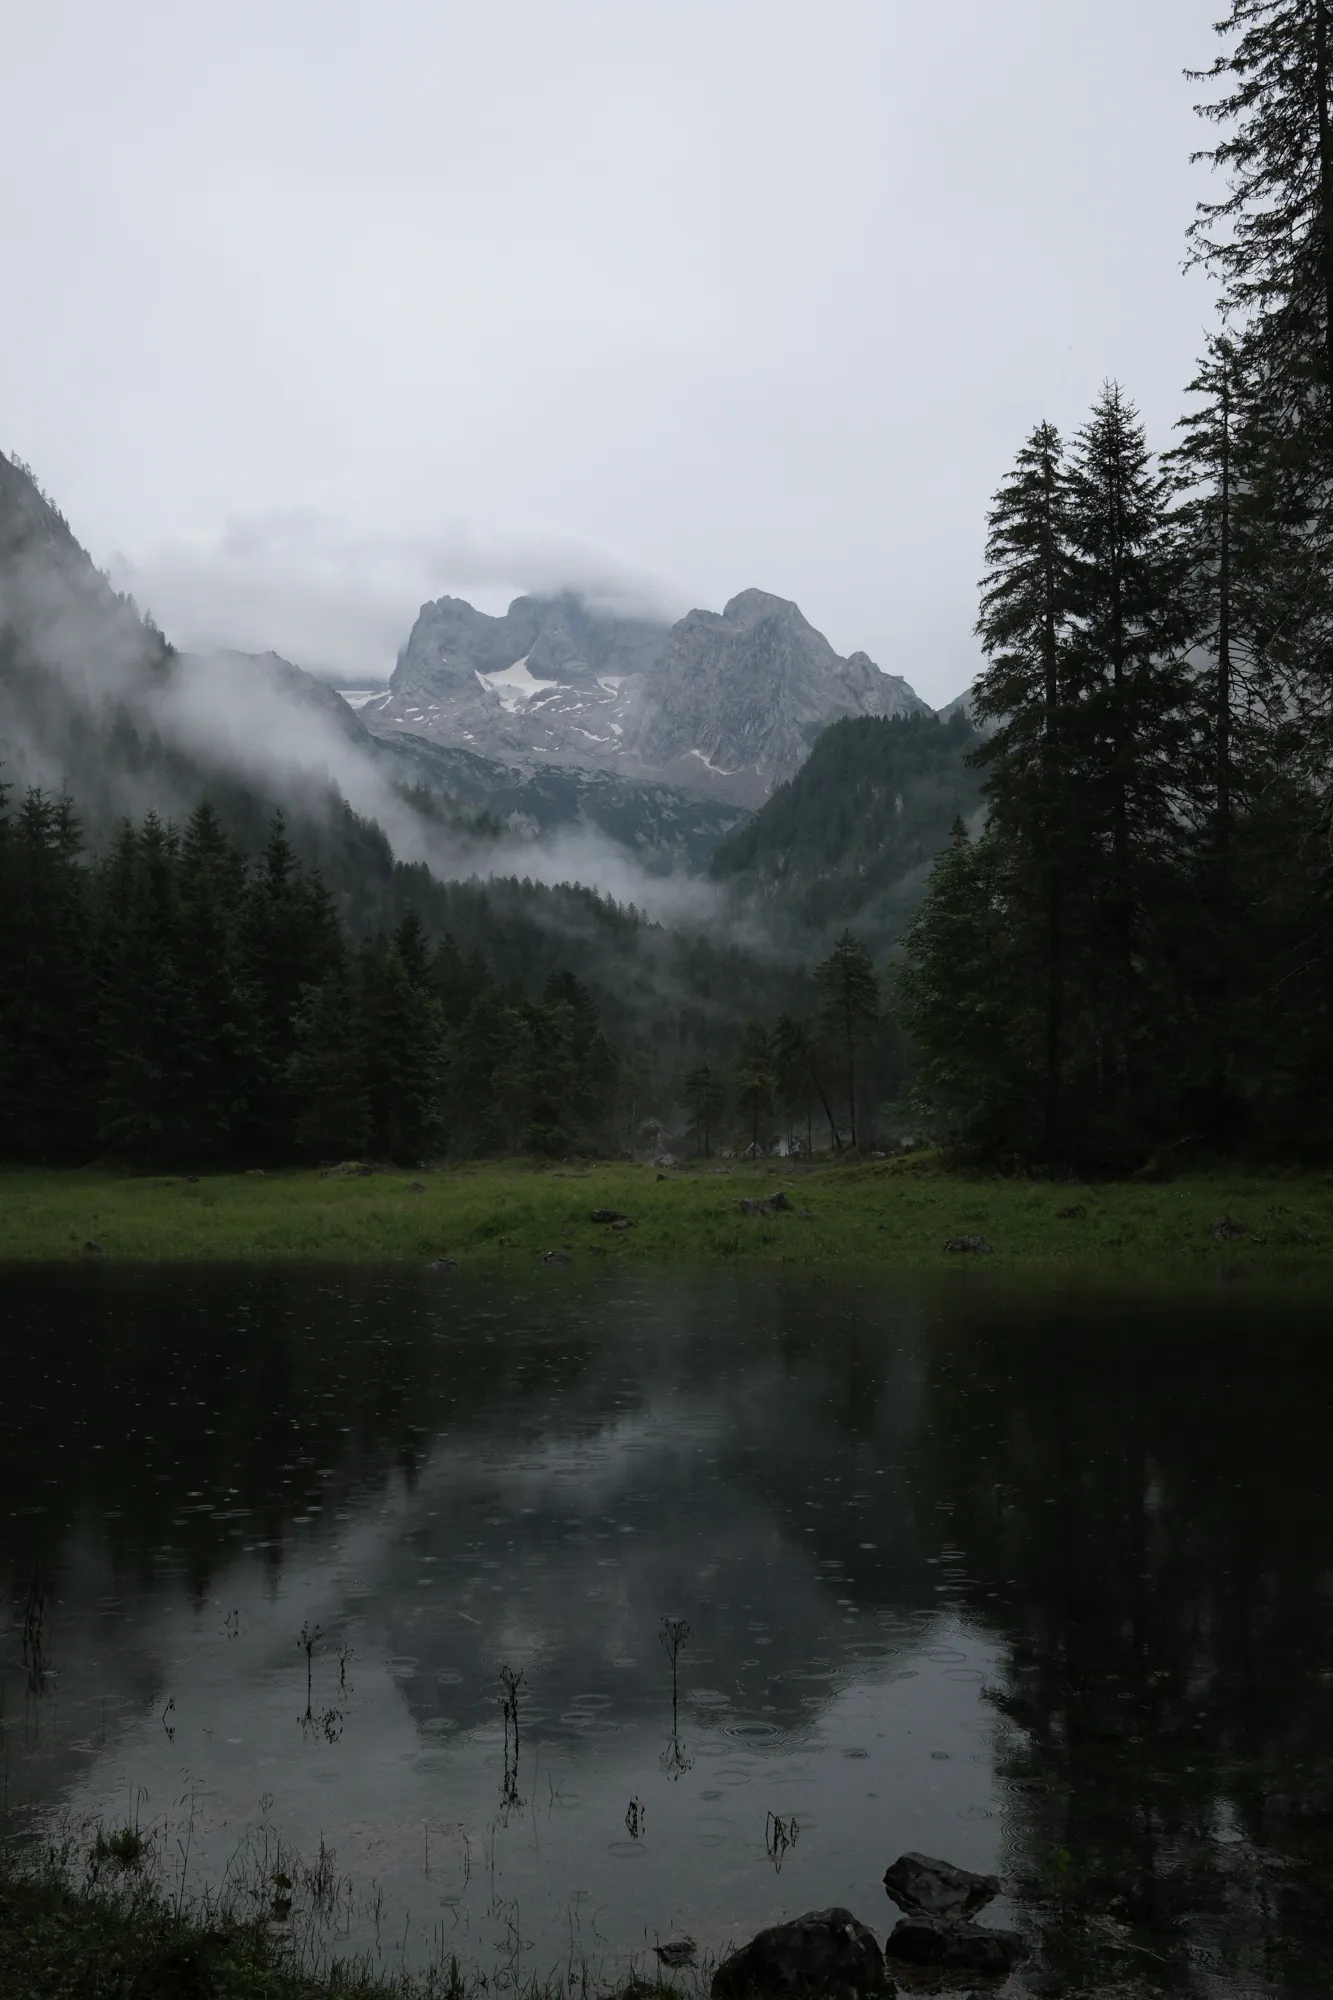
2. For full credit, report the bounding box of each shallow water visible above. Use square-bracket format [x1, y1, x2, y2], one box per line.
[3, 1262, 1333, 1993]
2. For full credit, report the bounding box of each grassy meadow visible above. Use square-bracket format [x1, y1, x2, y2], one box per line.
[1, 1153, 1331, 1271]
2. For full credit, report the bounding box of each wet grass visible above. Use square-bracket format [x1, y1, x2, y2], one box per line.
[3, 1154, 1333, 1272]
[0, 1830, 688, 2000]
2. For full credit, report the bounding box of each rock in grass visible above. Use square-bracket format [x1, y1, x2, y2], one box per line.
[740, 1194, 793, 1218]
[408, 1181, 426, 1194]
[590, 1208, 630, 1224]
[541, 1249, 573, 1266]
[884, 1913, 1024, 1975]
[711, 1907, 893, 2000]
[882, 1851, 1001, 1918]
[1056, 1202, 1086, 1220]
[427, 1256, 458, 1273]
[83, 1239, 103, 1254]
[943, 1234, 994, 1255]
[655, 1939, 697, 1967]
[1212, 1214, 1247, 1240]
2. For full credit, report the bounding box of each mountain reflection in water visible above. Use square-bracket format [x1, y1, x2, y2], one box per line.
[2, 1262, 1332, 1994]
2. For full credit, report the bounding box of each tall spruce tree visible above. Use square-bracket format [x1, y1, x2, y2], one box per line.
[97, 814, 193, 1165]
[1189, 2, 1333, 715]
[243, 814, 342, 1153]
[683, 1062, 726, 1158]
[815, 931, 880, 1149]
[897, 820, 1039, 1157]
[358, 936, 445, 1163]
[1190, 0, 1333, 417]
[734, 1020, 776, 1157]
[1064, 384, 1189, 1147]
[973, 421, 1076, 1153]
[0, 790, 98, 1161]
[289, 957, 370, 1160]
[175, 801, 258, 1159]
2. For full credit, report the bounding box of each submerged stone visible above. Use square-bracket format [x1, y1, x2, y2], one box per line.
[882, 1850, 1001, 1917]
[884, 1913, 1024, 1976]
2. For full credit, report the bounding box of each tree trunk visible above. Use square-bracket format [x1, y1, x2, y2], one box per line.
[1107, 451, 1133, 1143]
[1040, 445, 1064, 1161]
[807, 1054, 841, 1152]
[1315, 0, 1333, 395]
[843, 993, 858, 1149]
[1217, 365, 1233, 857]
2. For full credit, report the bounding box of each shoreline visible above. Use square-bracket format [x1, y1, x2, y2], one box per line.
[2, 1157, 1331, 1274]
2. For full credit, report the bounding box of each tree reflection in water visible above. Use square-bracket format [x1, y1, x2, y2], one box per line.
[917, 1296, 1333, 1993]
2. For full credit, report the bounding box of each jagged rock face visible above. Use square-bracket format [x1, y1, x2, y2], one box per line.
[363, 584, 927, 805]
[625, 588, 927, 796]
[364, 590, 670, 763]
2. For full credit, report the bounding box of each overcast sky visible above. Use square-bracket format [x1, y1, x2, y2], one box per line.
[6, 0, 1222, 703]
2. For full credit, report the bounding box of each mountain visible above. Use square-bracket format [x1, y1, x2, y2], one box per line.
[362, 584, 928, 806]
[363, 589, 669, 764]
[709, 710, 984, 942]
[623, 589, 928, 803]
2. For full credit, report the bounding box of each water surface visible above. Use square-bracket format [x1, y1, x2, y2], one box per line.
[3, 1262, 1332, 1994]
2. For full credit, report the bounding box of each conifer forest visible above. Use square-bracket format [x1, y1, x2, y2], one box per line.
[901, 1, 1333, 1167]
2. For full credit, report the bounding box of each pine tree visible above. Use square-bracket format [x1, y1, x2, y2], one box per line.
[0, 790, 98, 1161]
[490, 1002, 541, 1153]
[175, 802, 259, 1158]
[1189, 2, 1333, 714]
[733, 1020, 776, 1157]
[815, 931, 880, 1149]
[1189, 0, 1333, 418]
[896, 821, 1041, 1156]
[542, 970, 617, 1150]
[97, 814, 192, 1164]
[393, 908, 435, 988]
[1064, 384, 1190, 1144]
[448, 988, 508, 1155]
[289, 959, 370, 1159]
[683, 1062, 727, 1158]
[357, 937, 445, 1163]
[973, 422, 1076, 1152]
[771, 1011, 840, 1155]
[243, 814, 342, 1153]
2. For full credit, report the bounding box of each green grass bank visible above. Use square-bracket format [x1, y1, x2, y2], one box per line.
[2, 1155, 1331, 1270]
[0, 1853, 679, 2000]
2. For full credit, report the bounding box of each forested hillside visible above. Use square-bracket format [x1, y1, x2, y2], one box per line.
[710, 712, 982, 941]
[0, 785, 826, 1166]
[899, 0, 1333, 1169]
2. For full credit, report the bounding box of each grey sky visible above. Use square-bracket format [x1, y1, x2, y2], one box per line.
[6, 0, 1221, 703]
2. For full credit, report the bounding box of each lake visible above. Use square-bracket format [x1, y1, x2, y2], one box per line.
[3, 1261, 1332, 1994]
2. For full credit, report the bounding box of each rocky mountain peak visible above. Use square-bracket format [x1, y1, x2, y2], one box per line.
[360, 579, 928, 806]
[622, 586, 928, 801]
[719, 586, 813, 627]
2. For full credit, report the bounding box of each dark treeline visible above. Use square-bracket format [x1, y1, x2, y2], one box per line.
[0, 790, 630, 1165]
[683, 930, 897, 1159]
[900, 1, 1333, 1169]
[0, 778, 907, 1167]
